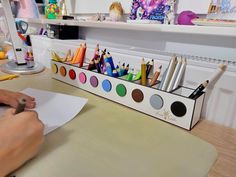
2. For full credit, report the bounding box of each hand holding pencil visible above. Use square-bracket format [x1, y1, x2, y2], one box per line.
[0, 89, 36, 109]
[0, 108, 44, 177]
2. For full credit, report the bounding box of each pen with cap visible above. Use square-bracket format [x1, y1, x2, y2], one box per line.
[15, 98, 26, 114]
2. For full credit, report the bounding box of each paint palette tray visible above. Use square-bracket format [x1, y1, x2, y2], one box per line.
[51, 60, 205, 130]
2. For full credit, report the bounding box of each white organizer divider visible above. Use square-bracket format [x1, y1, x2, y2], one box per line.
[51, 61, 205, 130]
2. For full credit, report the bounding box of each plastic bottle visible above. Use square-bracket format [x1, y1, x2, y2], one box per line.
[59, 0, 67, 18]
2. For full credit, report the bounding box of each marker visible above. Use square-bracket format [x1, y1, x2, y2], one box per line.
[189, 80, 209, 99]
[15, 98, 26, 114]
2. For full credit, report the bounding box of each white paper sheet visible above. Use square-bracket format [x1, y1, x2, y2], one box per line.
[0, 88, 88, 135]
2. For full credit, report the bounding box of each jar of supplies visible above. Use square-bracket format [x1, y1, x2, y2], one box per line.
[45, 0, 59, 19]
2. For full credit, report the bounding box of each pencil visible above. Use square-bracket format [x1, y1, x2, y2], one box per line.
[124, 64, 129, 75]
[95, 59, 101, 73]
[87, 59, 96, 70]
[0, 74, 19, 81]
[104, 52, 115, 70]
[208, 63, 227, 83]
[157, 68, 167, 89]
[93, 44, 99, 58]
[105, 63, 113, 76]
[99, 48, 106, 66]
[141, 58, 147, 86]
[161, 55, 177, 91]
[166, 57, 182, 92]
[146, 59, 154, 78]
[189, 80, 209, 99]
[172, 58, 187, 90]
[133, 70, 142, 81]
[15, 98, 26, 114]
[126, 69, 134, 81]
[149, 65, 162, 87]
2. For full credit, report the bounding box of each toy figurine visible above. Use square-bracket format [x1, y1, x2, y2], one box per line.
[130, 0, 177, 24]
[164, 0, 176, 24]
[109, 2, 124, 22]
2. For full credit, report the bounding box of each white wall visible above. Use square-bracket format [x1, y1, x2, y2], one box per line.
[79, 27, 236, 62]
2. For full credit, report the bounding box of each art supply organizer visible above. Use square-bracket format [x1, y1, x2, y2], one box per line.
[51, 44, 205, 130]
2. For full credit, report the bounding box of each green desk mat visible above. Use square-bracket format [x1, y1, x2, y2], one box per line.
[0, 70, 217, 177]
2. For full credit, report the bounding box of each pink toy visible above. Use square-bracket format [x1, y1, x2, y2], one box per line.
[177, 11, 198, 25]
[16, 0, 39, 18]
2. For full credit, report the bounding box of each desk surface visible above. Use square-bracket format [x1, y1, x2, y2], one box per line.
[191, 120, 236, 177]
[0, 68, 235, 177]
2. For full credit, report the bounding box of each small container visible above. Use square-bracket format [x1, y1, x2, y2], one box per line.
[45, 0, 59, 19]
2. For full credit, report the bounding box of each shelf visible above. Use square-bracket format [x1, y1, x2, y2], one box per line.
[18, 18, 236, 37]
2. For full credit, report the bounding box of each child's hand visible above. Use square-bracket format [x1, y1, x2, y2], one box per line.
[0, 89, 36, 109]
